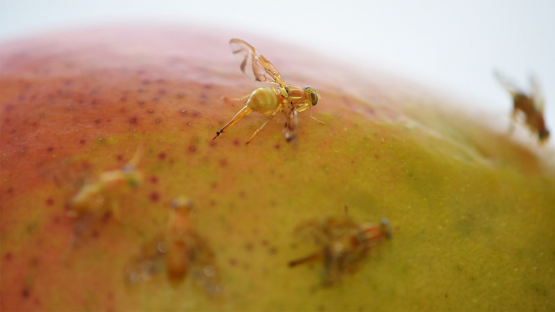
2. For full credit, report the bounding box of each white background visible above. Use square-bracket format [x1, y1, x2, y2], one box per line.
[1, 0, 554, 144]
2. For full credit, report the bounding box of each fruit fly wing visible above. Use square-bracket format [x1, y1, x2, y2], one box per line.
[530, 75, 545, 113]
[187, 232, 223, 297]
[124, 234, 167, 285]
[282, 107, 299, 145]
[229, 38, 286, 89]
[494, 71, 521, 97]
[294, 219, 329, 245]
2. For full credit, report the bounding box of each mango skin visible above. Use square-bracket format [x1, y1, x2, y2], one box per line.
[1, 26, 554, 311]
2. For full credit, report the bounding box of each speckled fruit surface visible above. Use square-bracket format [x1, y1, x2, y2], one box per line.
[1, 25, 554, 311]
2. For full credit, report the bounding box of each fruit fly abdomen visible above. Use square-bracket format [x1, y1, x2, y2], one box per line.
[246, 87, 281, 114]
[166, 238, 188, 285]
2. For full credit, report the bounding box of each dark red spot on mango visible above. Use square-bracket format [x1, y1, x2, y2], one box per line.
[46, 198, 54, 206]
[158, 152, 166, 160]
[150, 192, 160, 202]
[189, 146, 196, 153]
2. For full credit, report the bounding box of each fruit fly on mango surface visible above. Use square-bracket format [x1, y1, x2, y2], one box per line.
[213, 38, 324, 145]
[67, 146, 143, 220]
[289, 216, 392, 286]
[495, 71, 550, 143]
[124, 197, 223, 297]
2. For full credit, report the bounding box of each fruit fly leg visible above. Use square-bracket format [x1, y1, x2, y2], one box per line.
[213, 106, 254, 140]
[109, 198, 122, 223]
[245, 108, 280, 145]
[309, 105, 325, 125]
[288, 251, 323, 267]
[222, 93, 251, 102]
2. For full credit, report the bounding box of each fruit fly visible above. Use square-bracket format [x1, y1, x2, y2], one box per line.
[213, 38, 324, 145]
[67, 147, 143, 220]
[124, 197, 223, 297]
[289, 216, 392, 286]
[495, 71, 550, 143]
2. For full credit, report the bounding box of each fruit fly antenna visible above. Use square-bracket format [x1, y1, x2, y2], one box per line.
[304, 86, 319, 106]
[171, 196, 194, 212]
[380, 218, 393, 240]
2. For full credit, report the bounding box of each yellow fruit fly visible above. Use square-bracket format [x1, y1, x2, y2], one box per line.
[495, 71, 550, 143]
[214, 38, 324, 145]
[67, 146, 143, 220]
[289, 217, 392, 286]
[124, 197, 223, 297]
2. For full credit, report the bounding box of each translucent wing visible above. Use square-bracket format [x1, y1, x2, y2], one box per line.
[530, 75, 545, 113]
[282, 107, 299, 145]
[294, 217, 358, 246]
[187, 232, 223, 297]
[229, 38, 286, 88]
[294, 219, 329, 245]
[494, 71, 521, 97]
[124, 234, 167, 285]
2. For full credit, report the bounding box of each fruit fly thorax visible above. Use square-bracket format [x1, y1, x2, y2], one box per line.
[512, 93, 537, 120]
[169, 197, 193, 235]
[539, 128, 550, 142]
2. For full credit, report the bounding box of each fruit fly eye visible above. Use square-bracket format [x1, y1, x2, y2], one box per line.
[310, 92, 318, 106]
[304, 86, 318, 106]
[380, 218, 393, 240]
[539, 129, 550, 141]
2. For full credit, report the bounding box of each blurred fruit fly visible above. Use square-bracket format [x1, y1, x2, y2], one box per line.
[289, 216, 392, 286]
[67, 146, 143, 220]
[124, 197, 223, 297]
[214, 38, 324, 145]
[495, 71, 550, 143]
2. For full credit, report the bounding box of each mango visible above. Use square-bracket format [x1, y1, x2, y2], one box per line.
[1, 26, 554, 311]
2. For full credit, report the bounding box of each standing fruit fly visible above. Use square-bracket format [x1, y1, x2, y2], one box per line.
[495, 71, 550, 143]
[124, 197, 223, 297]
[213, 38, 324, 145]
[67, 146, 143, 220]
[289, 216, 392, 286]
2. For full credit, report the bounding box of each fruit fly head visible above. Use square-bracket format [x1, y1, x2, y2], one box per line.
[121, 164, 142, 188]
[380, 218, 393, 240]
[304, 86, 319, 106]
[171, 196, 193, 211]
[539, 128, 550, 142]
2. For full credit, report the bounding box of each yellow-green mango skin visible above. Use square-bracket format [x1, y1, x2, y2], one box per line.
[1, 26, 554, 311]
